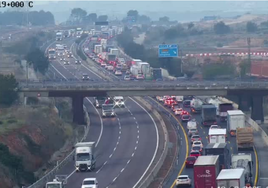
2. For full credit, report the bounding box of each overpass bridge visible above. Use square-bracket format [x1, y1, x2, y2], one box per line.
[18, 80, 268, 124]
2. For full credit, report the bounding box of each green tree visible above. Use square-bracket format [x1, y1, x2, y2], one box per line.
[246, 21, 258, 33]
[97, 15, 108, 22]
[239, 59, 250, 78]
[159, 16, 169, 22]
[138, 15, 151, 24]
[0, 74, 18, 106]
[25, 48, 49, 74]
[214, 21, 231, 34]
[188, 22, 194, 29]
[84, 13, 97, 23]
[202, 63, 235, 79]
[70, 8, 87, 23]
[127, 10, 139, 21]
[117, 27, 134, 48]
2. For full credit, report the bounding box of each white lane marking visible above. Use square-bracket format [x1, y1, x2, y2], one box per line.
[50, 64, 68, 80]
[137, 130, 139, 133]
[117, 141, 119, 145]
[114, 147, 116, 151]
[133, 117, 136, 120]
[119, 131, 121, 134]
[119, 126, 121, 129]
[86, 98, 103, 147]
[136, 140, 139, 144]
[127, 160, 131, 164]
[81, 64, 102, 79]
[135, 121, 138, 124]
[113, 177, 117, 182]
[121, 168, 125, 172]
[118, 136, 120, 139]
[135, 146, 137, 150]
[109, 154, 113, 158]
[129, 97, 159, 188]
[137, 135, 139, 139]
[132, 153, 135, 157]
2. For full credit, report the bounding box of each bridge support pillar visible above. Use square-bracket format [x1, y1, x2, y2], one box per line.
[238, 95, 251, 112]
[72, 95, 85, 125]
[251, 96, 264, 123]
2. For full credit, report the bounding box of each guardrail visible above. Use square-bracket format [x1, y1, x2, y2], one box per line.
[133, 97, 169, 188]
[27, 106, 90, 188]
[142, 97, 182, 187]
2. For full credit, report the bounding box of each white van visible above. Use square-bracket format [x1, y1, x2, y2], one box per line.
[113, 96, 125, 108]
[187, 119, 197, 129]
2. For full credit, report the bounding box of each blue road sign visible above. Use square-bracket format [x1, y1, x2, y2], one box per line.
[158, 44, 178, 57]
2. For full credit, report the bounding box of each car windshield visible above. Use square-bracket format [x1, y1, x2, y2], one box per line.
[192, 146, 200, 150]
[102, 105, 113, 110]
[191, 151, 199, 154]
[83, 180, 95, 185]
[192, 135, 200, 138]
[190, 129, 197, 132]
[178, 176, 188, 180]
[183, 115, 190, 119]
[194, 141, 201, 145]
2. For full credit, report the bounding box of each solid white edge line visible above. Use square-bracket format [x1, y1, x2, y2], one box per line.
[81, 63, 103, 79]
[129, 97, 159, 188]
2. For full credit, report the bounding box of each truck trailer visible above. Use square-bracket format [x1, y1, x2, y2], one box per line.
[219, 103, 233, 121]
[190, 98, 203, 114]
[194, 155, 220, 188]
[217, 169, 245, 188]
[204, 143, 229, 169]
[201, 104, 217, 126]
[231, 153, 253, 186]
[208, 128, 227, 144]
[227, 110, 245, 136]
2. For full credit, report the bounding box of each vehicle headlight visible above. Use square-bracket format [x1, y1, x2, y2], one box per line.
[76, 167, 79, 170]
[102, 112, 106, 116]
[115, 102, 119, 105]
[111, 112, 115, 115]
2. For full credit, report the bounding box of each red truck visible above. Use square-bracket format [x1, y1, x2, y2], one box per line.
[194, 155, 220, 188]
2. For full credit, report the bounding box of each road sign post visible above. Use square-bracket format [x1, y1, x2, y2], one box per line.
[158, 44, 179, 58]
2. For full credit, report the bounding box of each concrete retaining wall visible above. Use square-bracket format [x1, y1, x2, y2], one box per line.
[219, 97, 268, 146]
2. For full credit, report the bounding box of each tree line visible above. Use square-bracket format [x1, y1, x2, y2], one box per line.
[68, 8, 108, 24]
[0, 11, 55, 26]
[0, 74, 18, 106]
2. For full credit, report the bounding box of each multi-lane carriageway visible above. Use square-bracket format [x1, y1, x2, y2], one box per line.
[44, 37, 160, 188]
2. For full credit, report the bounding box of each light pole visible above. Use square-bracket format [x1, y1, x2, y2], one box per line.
[247, 37, 251, 77]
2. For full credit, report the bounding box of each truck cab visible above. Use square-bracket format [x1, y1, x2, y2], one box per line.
[201, 104, 217, 126]
[75, 142, 96, 172]
[190, 98, 203, 114]
[102, 104, 115, 117]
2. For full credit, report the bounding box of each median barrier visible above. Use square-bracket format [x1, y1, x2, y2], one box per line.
[218, 97, 268, 146]
[27, 106, 90, 188]
[133, 97, 169, 188]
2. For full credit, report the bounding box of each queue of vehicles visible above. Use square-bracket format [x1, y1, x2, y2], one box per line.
[156, 95, 254, 187]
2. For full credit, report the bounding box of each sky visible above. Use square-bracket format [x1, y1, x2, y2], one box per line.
[3, 1, 268, 23]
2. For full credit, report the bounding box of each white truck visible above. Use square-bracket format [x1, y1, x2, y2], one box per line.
[208, 128, 226, 144]
[94, 45, 103, 54]
[74, 142, 96, 172]
[110, 48, 119, 56]
[56, 32, 63, 41]
[227, 110, 245, 136]
[190, 98, 203, 114]
[231, 153, 253, 186]
[46, 175, 67, 188]
[187, 119, 197, 130]
[56, 44, 65, 56]
[216, 169, 245, 188]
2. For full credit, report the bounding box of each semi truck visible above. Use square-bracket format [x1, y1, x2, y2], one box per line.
[231, 153, 253, 186]
[201, 104, 217, 126]
[94, 45, 103, 54]
[56, 32, 63, 41]
[219, 103, 233, 121]
[47, 48, 56, 59]
[190, 98, 203, 114]
[207, 97, 222, 116]
[236, 127, 254, 150]
[56, 44, 65, 56]
[204, 143, 230, 169]
[110, 48, 119, 56]
[216, 169, 245, 188]
[194, 155, 220, 188]
[208, 128, 227, 144]
[227, 110, 245, 136]
[74, 142, 96, 172]
[46, 175, 67, 188]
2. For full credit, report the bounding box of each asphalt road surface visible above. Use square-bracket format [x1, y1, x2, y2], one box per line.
[45, 37, 160, 188]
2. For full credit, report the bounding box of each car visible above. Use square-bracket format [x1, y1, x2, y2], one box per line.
[89, 54, 95, 58]
[63, 61, 70, 65]
[60, 58, 65, 61]
[101, 62, 106, 67]
[81, 178, 98, 188]
[107, 66, 114, 71]
[75, 60, 82, 64]
[192, 141, 203, 148]
[156, 96, 164, 102]
[124, 75, 130, 81]
[191, 145, 202, 153]
[188, 128, 198, 137]
[181, 114, 191, 122]
[185, 156, 197, 168]
[183, 100, 191, 108]
[172, 104, 180, 111]
[187, 119, 197, 129]
[210, 124, 220, 129]
[126, 70, 130, 74]
[175, 175, 191, 187]
[82, 74, 90, 80]
[136, 74, 144, 80]
[115, 70, 122, 76]
[174, 108, 183, 115]
[191, 135, 201, 143]
[190, 151, 201, 157]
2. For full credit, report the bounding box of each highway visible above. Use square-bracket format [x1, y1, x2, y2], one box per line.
[154, 97, 258, 188]
[44, 37, 160, 188]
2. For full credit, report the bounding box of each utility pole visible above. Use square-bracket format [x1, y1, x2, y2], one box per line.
[247, 37, 251, 77]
